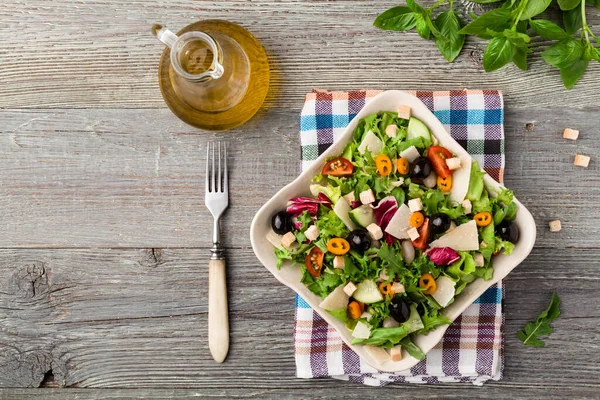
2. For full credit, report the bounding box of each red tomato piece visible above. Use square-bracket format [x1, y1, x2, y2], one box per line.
[305, 247, 325, 277]
[427, 146, 453, 179]
[321, 157, 353, 177]
[411, 218, 431, 251]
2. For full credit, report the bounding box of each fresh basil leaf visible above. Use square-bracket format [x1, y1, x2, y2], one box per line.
[518, 292, 561, 347]
[483, 36, 516, 72]
[592, 48, 600, 62]
[561, 58, 589, 89]
[373, 6, 417, 31]
[434, 9, 465, 62]
[530, 19, 571, 40]
[414, 12, 431, 39]
[406, 0, 426, 14]
[459, 8, 511, 35]
[520, 0, 553, 20]
[468, 0, 503, 3]
[541, 39, 585, 68]
[557, 0, 581, 11]
[503, 29, 531, 44]
[563, 8, 583, 34]
[513, 46, 528, 70]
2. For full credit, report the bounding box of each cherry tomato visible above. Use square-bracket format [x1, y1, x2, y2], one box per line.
[411, 218, 430, 251]
[322, 157, 353, 177]
[305, 247, 324, 277]
[427, 146, 453, 179]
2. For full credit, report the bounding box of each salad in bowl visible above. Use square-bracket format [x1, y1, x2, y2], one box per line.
[265, 105, 520, 363]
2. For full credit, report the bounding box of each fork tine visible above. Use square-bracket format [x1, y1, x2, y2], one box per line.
[223, 143, 228, 193]
[217, 142, 222, 192]
[206, 143, 211, 193]
[211, 142, 216, 193]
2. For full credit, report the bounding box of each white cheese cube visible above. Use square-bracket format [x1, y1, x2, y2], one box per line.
[397, 105, 411, 120]
[343, 282, 357, 297]
[407, 227, 420, 241]
[304, 225, 320, 241]
[281, 232, 296, 248]
[408, 198, 423, 213]
[446, 157, 462, 170]
[379, 268, 389, 282]
[343, 191, 356, 204]
[399, 145, 421, 164]
[366, 223, 383, 240]
[359, 189, 376, 205]
[333, 255, 345, 269]
[385, 124, 398, 138]
[391, 282, 405, 294]
[549, 220, 562, 232]
[390, 345, 403, 362]
[574, 154, 590, 167]
[563, 128, 579, 140]
[352, 321, 371, 339]
[461, 199, 472, 214]
[474, 252, 485, 267]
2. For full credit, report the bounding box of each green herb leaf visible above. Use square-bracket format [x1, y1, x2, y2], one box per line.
[557, 0, 581, 11]
[560, 58, 589, 89]
[517, 292, 561, 347]
[373, 6, 417, 31]
[520, 0, 553, 20]
[399, 337, 425, 360]
[434, 9, 465, 62]
[484, 37, 515, 72]
[459, 8, 511, 35]
[541, 39, 585, 69]
[563, 8, 583, 34]
[468, 0, 503, 3]
[530, 19, 571, 40]
[503, 29, 531, 44]
[414, 13, 431, 39]
[513, 46, 528, 70]
[466, 161, 486, 201]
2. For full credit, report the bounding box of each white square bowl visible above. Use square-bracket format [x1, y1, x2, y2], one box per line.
[250, 90, 536, 372]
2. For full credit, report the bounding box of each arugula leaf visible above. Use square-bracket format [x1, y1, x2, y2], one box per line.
[558, 0, 581, 11]
[459, 8, 511, 35]
[530, 19, 571, 40]
[417, 310, 453, 334]
[484, 36, 516, 72]
[373, 6, 417, 31]
[377, 242, 407, 280]
[301, 267, 343, 298]
[434, 9, 465, 62]
[518, 292, 561, 347]
[561, 57, 589, 89]
[542, 39, 585, 69]
[520, 0, 553, 20]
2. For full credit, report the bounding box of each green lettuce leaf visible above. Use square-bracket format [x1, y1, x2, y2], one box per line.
[466, 161, 486, 201]
[399, 337, 425, 360]
[352, 304, 424, 347]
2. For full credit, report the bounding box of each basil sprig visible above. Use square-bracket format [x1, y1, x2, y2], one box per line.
[374, 0, 600, 89]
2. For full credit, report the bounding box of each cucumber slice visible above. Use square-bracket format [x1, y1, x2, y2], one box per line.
[407, 117, 432, 146]
[353, 280, 384, 304]
[349, 205, 376, 228]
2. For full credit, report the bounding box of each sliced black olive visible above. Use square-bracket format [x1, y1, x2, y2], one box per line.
[390, 298, 411, 323]
[497, 221, 519, 243]
[410, 156, 432, 181]
[429, 213, 451, 235]
[271, 211, 292, 234]
[347, 229, 371, 252]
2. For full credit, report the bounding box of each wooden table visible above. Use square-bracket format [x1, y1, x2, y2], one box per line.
[1, 1, 599, 398]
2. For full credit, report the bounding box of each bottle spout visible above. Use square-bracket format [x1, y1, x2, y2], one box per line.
[152, 24, 178, 48]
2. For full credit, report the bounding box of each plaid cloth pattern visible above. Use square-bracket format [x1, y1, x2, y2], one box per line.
[295, 89, 506, 386]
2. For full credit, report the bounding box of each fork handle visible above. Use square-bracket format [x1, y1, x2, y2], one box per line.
[209, 258, 229, 363]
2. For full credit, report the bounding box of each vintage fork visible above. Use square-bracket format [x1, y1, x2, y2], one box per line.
[205, 141, 229, 363]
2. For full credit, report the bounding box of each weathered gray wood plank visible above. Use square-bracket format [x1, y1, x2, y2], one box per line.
[0, 108, 598, 248]
[0, 1, 598, 109]
[0, 248, 598, 390]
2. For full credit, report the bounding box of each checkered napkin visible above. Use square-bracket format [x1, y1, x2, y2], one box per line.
[295, 89, 506, 386]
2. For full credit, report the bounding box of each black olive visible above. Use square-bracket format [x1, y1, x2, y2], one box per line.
[390, 298, 411, 323]
[429, 213, 451, 235]
[347, 229, 371, 252]
[410, 156, 432, 181]
[497, 221, 519, 243]
[271, 211, 292, 234]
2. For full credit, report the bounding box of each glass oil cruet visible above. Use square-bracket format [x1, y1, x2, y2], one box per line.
[152, 20, 270, 131]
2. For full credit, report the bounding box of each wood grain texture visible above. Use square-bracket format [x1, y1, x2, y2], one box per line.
[0, 108, 598, 248]
[0, 1, 599, 109]
[0, 248, 599, 391]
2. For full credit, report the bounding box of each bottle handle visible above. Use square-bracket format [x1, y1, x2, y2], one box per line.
[152, 25, 178, 48]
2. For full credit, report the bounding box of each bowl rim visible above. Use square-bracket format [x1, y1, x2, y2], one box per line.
[250, 90, 536, 372]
